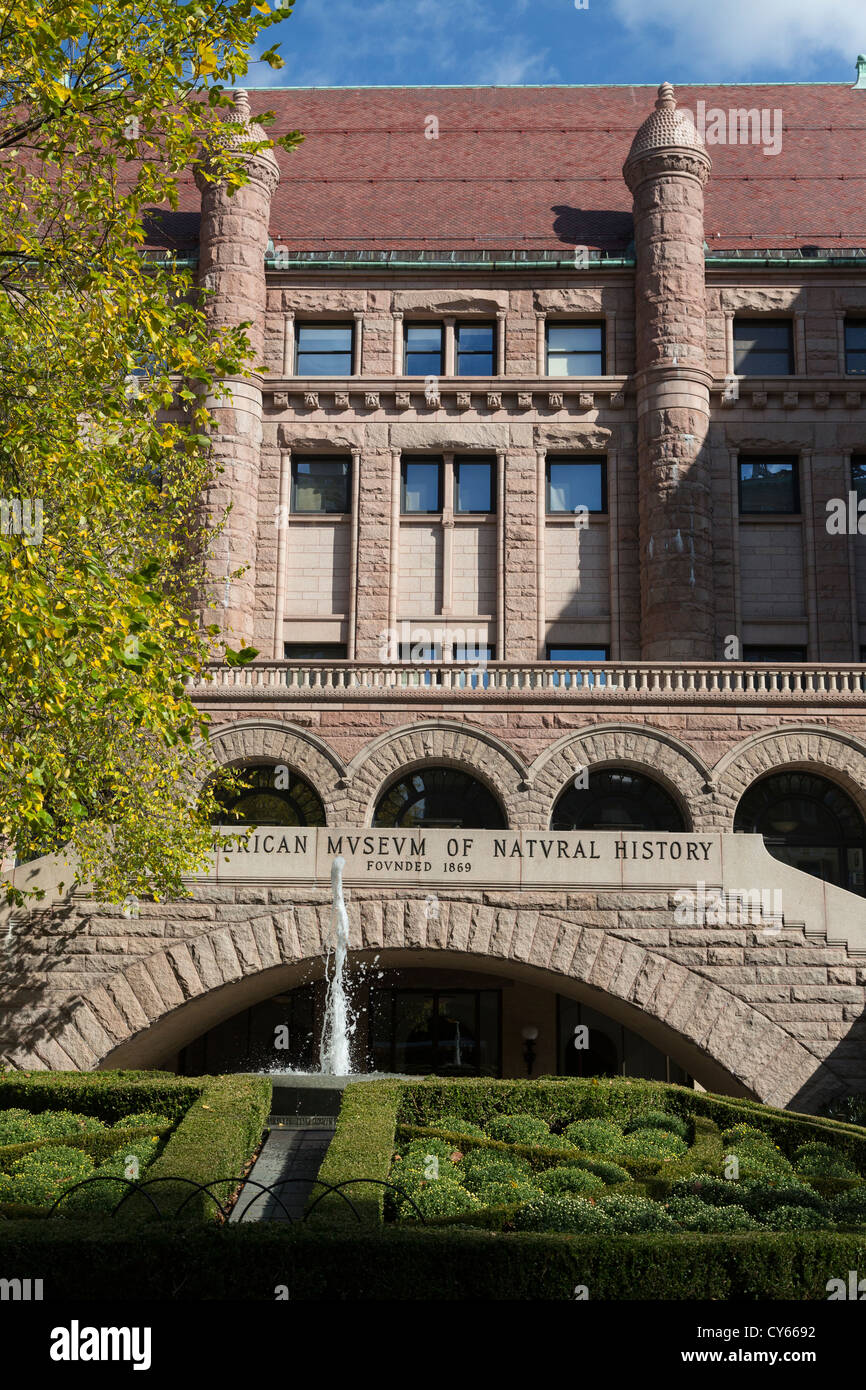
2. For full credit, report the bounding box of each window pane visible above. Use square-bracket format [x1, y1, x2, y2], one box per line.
[456, 323, 494, 375]
[297, 325, 352, 352]
[454, 644, 494, 661]
[547, 647, 608, 661]
[406, 324, 443, 353]
[547, 459, 605, 513]
[742, 646, 807, 661]
[853, 459, 866, 503]
[455, 460, 493, 512]
[401, 460, 441, 512]
[548, 325, 602, 352]
[284, 644, 347, 659]
[457, 324, 494, 351]
[733, 319, 793, 375]
[845, 320, 866, 351]
[739, 458, 798, 513]
[547, 323, 603, 375]
[291, 458, 351, 513]
[296, 324, 353, 376]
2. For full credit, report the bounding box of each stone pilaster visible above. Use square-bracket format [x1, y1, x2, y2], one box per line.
[624, 83, 715, 660]
[194, 90, 279, 649]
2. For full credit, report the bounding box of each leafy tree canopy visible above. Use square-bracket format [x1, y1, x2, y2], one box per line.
[0, 0, 300, 904]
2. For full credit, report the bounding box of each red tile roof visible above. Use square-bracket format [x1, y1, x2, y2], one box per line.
[147, 84, 866, 254]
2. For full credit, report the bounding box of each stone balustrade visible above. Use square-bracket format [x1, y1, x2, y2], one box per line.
[188, 661, 866, 702]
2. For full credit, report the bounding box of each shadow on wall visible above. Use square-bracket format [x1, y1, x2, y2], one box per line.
[550, 206, 634, 253]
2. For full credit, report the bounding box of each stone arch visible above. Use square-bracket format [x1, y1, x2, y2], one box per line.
[204, 719, 346, 823]
[43, 906, 839, 1109]
[713, 726, 866, 829]
[341, 720, 529, 827]
[527, 724, 711, 830]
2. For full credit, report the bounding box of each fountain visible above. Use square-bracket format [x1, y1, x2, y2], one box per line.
[318, 856, 354, 1075]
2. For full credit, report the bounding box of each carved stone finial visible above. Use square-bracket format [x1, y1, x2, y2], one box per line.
[233, 88, 251, 122]
[656, 81, 676, 109]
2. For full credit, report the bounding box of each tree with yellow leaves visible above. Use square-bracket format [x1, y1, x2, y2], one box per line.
[0, 0, 300, 902]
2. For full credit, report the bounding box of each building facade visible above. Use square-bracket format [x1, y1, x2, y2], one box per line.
[3, 79, 866, 1109]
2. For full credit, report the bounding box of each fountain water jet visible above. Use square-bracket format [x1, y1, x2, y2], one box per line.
[318, 856, 354, 1074]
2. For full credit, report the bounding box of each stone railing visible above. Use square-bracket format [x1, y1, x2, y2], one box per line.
[188, 661, 866, 703]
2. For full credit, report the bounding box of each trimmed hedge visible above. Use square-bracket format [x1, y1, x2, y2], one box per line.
[309, 1081, 402, 1226]
[0, 1071, 195, 1124]
[0, 1071, 270, 1224]
[0, 1123, 173, 1171]
[0, 1220, 864, 1299]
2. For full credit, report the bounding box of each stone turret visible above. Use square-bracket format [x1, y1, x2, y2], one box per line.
[623, 83, 715, 660]
[194, 89, 279, 648]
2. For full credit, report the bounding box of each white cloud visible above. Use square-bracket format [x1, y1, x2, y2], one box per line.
[611, 0, 866, 76]
[475, 44, 557, 84]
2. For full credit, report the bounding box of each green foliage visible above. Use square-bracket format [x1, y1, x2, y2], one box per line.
[432, 1116, 487, 1141]
[672, 1174, 828, 1219]
[536, 1165, 606, 1198]
[3, 1221, 866, 1300]
[568, 1157, 632, 1185]
[471, 1179, 541, 1208]
[794, 1141, 859, 1181]
[624, 1110, 690, 1143]
[311, 1081, 402, 1227]
[0, 1109, 106, 1144]
[664, 1196, 759, 1232]
[0, 1144, 95, 1206]
[831, 1187, 866, 1226]
[0, 0, 303, 902]
[597, 1193, 678, 1234]
[763, 1205, 831, 1232]
[398, 1178, 480, 1222]
[563, 1118, 624, 1155]
[818, 1094, 866, 1127]
[513, 1195, 611, 1234]
[462, 1149, 531, 1190]
[619, 1128, 687, 1163]
[0, 1072, 268, 1223]
[485, 1113, 551, 1146]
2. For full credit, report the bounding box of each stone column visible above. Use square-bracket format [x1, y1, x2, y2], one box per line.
[623, 82, 714, 660]
[194, 89, 279, 649]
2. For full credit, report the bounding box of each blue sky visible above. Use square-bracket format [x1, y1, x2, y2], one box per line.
[245, 0, 866, 88]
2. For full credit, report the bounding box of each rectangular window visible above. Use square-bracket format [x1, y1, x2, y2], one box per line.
[547, 646, 609, 661]
[852, 457, 866, 502]
[845, 320, 866, 375]
[456, 322, 495, 375]
[369, 988, 501, 1076]
[295, 323, 354, 375]
[404, 323, 444, 375]
[742, 645, 807, 662]
[291, 457, 352, 514]
[546, 322, 605, 376]
[401, 458, 442, 513]
[284, 644, 348, 660]
[546, 457, 607, 514]
[455, 458, 495, 513]
[738, 457, 799, 514]
[546, 645, 610, 688]
[733, 318, 794, 375]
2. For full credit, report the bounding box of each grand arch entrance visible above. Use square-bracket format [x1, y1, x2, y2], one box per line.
[87, 935, 827, 1107]
[176, 962, 692, 1087]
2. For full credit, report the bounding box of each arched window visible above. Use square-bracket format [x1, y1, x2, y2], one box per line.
[373, 767, 506, 829]
[734, 771, 866, 896]
[551, 769, 686, 832]
[212, 764, 326, 827]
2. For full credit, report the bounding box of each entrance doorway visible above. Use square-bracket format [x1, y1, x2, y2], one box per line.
[368, 988, 501, 1076]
